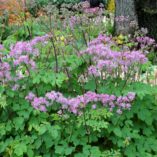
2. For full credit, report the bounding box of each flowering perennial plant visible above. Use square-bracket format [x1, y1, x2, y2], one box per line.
[0, 62, 11, 82]
[1, 13, 157, 156]
[10, 34, 49, 69]
[1, 3, 157, 156]
[67, 13, 104, 30]
[0, 44, 4, 50]
[135, 36, 157, 54]
[0, 35, 50, 83]
[136, 36, 156, 47]
[80, 34, 148, 79]
[26, 90, 135, 114]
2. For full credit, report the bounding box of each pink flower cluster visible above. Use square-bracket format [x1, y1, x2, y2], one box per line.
[136, 36, 157, 54]
[136, 36, 156, 46]
[67, 13, 103, 30]
[80, 34, 148, 77]
[0, 35, 50, 83]
[87, 34, 112, 46]
[0, 44, 4, 50]
[10, 34, 49, 69]
[26, 90, 135, 114]
[84, 7, 102, 14]
[68, 16, 81, 29]
[115, 16, 129, 22]
[0, 62, 11, 82]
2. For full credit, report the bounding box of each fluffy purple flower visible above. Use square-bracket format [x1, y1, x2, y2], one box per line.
[117, 109, 122, 114]
[12, 84, 20, 91]
[127, 92, 136, 101]
[92, 104, 97, 109]
[84, 7, 99, 14]
[46, 91, 57, 101]
[32, 97, 49, 111]
[88, 66, 99, 76]
[25, 92, 35, 101]
[136, 36, 155, 46]
[39, 105, 47, 112]
[30, 34, 49, 46]
[0, 62, 11, 81]
[125, 103, 131, 109]
[115, 16, 129, 22]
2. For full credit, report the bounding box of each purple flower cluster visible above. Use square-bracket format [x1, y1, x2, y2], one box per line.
[84, 7, 101, 14]
[0, 35, 50, 83]
[25, 92, 48, 112]
[136, 36, 157, 54]
[68, 16, 82, 30]
[10, 34, 49, 69]
[31, 34, 49, 46]
[115, 16, 129, 22]
[136, 36, 155, 46]
[0, 44, 4, 50]
[87, 34, 112, 46]
[0, 62, 11, 82]
[67, 13, 103, 30]
[26, 90, 135, 114]
[80, 34, 148, 78]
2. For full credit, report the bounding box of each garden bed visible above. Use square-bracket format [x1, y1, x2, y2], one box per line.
[0, 1, 157, 157]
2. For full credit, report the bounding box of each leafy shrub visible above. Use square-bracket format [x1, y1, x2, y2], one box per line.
[0, 9, 157, 157]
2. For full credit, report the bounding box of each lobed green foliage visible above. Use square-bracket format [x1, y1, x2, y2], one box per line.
[0, 6, 157, 157]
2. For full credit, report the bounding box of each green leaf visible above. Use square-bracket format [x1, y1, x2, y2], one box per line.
[27, 148, 34, 157]
[43, 134, 54, 149]
[56, 73, 68, 87]
[65, 147, 74, 155]
[14, 143, 27, 156]
[0, 95, 7, 108]
[138, 109, 152, 125]
[113, 128, 122, 137]
[38, 125, 47, 135]
[55, 146, 65, 155]
[85, 79, 96, 91]
[6, 89, 14, 97]
[13, 117, 24, 130]
[0, 86, 4, 93]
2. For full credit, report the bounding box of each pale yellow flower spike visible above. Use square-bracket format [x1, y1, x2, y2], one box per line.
[107, 0, 115, 12]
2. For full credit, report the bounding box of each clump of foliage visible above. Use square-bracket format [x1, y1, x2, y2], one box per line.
[0, 5, 157, 157]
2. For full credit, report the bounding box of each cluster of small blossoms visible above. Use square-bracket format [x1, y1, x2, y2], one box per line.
[87, 34, 112, 46]
[135, 36, 157, 54]
[66, 13, 104, 30]
[115, 15, 129, 22]
[68, 16, 81, 29]
[68, 15, 91, 30]
[26, 90, 135, 114]
[83, 7, 103, 15]
[0, 35, 50, 83]
[136, 36, 156, 46]
[0, 62, 11, 82]
[80, 34, 148, 78]
[0, 44, 4, 50]
[10, 34, 49, 69]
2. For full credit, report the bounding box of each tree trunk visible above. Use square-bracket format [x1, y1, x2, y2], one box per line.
[115, 0, 138, 35]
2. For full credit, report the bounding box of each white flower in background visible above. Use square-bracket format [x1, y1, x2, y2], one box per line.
[103, 13, 114, 28]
